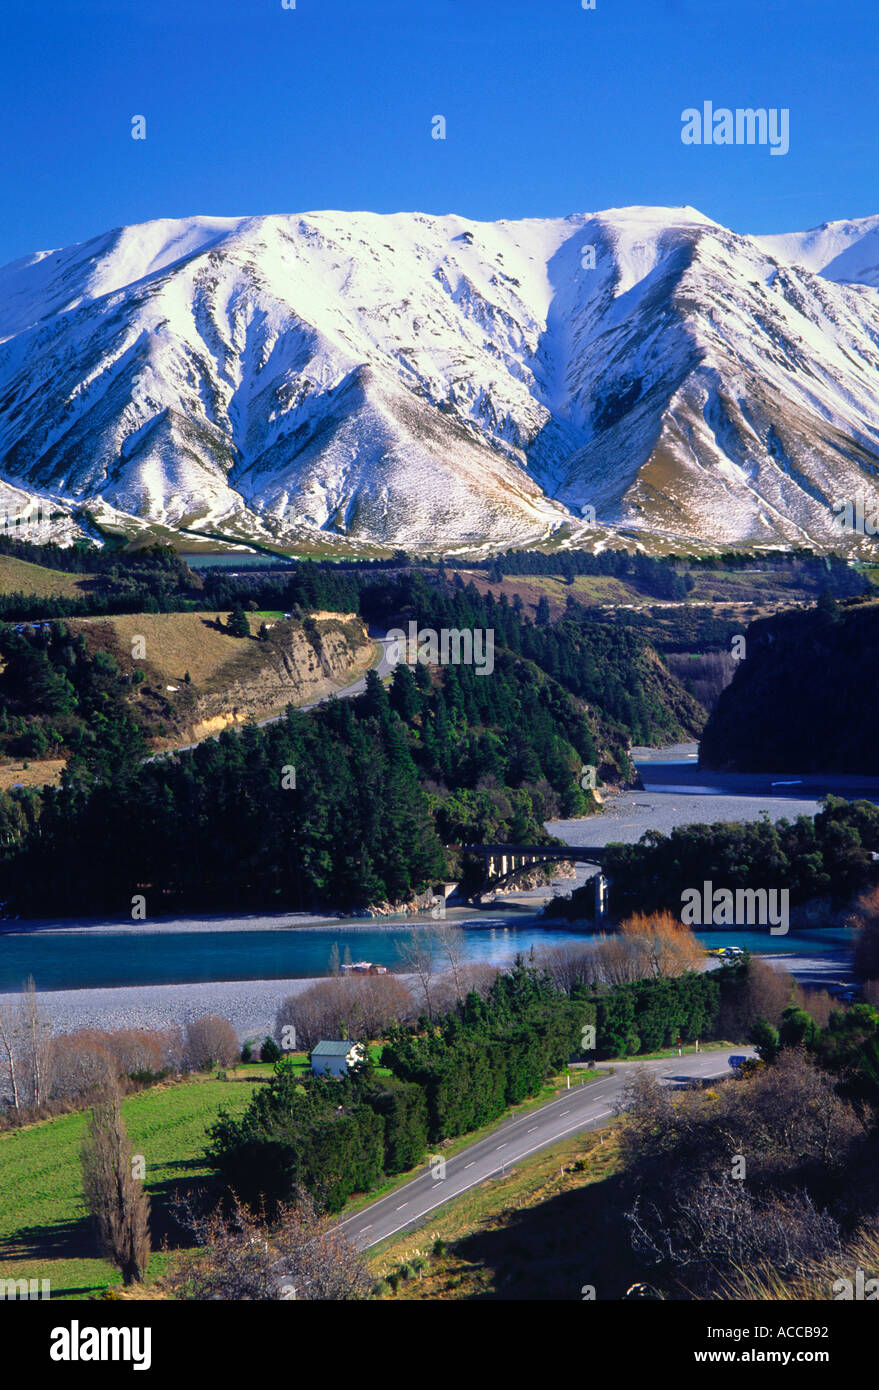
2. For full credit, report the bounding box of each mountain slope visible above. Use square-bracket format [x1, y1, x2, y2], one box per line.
[756, 214, 879, 288]
[0, 206, 877, 551]
[699, 598, 879, 773]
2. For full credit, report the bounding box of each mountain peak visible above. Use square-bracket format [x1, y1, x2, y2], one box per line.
[0, 206, 876, 552]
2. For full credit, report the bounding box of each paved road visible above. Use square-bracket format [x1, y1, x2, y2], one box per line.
[335, 1048, 757, 1252]
[278, 630, 400, 718]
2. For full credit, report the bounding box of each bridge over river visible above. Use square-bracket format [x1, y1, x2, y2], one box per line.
[456, 843, 611, 914]
[460, 843, 611, 875]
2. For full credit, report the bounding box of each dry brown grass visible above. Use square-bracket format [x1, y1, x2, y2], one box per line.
[0, 554, 90, 598]
[369, 1127, 626, 1300]
[458, 571, 648, 619]
[69, 611, 267, 686]
[0, 758, 65, 790]
[718, 1229, 879, 1301]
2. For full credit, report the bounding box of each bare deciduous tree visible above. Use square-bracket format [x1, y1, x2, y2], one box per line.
[103, 1026, 181, 1076]
[52, 1024, 178, 1101]
[430, 922, 466, 999]
[431, 960, 500, 1015]
[716, 955, 796, 1037]
[864, 979, 879, 1009]
[619, 912, 703, 978]
[0, 997, 20, 1112]
[618, 1050, 862, 1295]
[18, 977, 52, 1108]
[852, 885, 879, 981]
[51, 1031, 115, 1101]
[183, 1016, 239, 1071]
[395, 924, 475, 1016]
[586, 913, 709, 989]
[396, 930, 438, 1018]
[589, 934, 644, 988]
[168, 1190, 372, 1301]
[81, 1083, 151, 1286]
[794, 988, 836, 1029]
[275, 975, 415, 1052]
[627, 1177, 841, 1278]
[535, 944, 595, 995]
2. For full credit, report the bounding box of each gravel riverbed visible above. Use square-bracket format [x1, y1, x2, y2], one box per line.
[0, 976, 332, 1044]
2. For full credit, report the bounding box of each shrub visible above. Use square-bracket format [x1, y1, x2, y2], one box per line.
[275, 975, 416, 1052]
[184, 1016, 239, 1072]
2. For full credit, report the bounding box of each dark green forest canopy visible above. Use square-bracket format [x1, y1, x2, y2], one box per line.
[700, 597, 879, 774]
[0, 651, 600, 915]
[0, 566, 705, 915]
[550, 796, 879, 922]
[0, 621, 146, 769]
[356, 572, 703, 746]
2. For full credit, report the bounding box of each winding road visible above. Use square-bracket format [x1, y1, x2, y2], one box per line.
[335, 1047, 757, 1252]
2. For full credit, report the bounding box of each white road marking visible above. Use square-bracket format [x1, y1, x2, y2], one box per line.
[336, 1057, 754, 1243]
[335, 1078, 621, 1234]
[361, 1111, 630, 1249]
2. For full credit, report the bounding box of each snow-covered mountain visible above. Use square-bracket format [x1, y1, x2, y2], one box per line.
[0, 205, 877, 552]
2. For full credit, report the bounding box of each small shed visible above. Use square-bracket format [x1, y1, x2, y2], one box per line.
[310, 1040, 366, 1078]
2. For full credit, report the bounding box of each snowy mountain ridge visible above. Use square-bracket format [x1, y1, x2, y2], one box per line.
[0, 205, 876, 552]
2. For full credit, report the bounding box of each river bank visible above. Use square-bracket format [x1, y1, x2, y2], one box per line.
[1, 742, 869, 1004]
[545, 741, 865, 853]
[0, 976, 338, 1045]
[0, 935, 855, 1041]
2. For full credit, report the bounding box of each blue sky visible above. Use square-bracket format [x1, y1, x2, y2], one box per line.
[1, 0, 876, 265]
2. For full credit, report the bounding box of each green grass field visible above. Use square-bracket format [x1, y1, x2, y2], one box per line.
[0, 1051, 394, 1300]
[0, 1055, 627, 1301]
[0, 1074, 262, 1299]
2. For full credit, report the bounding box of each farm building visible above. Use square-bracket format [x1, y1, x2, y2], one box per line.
[310, 1040, 367, 1078]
